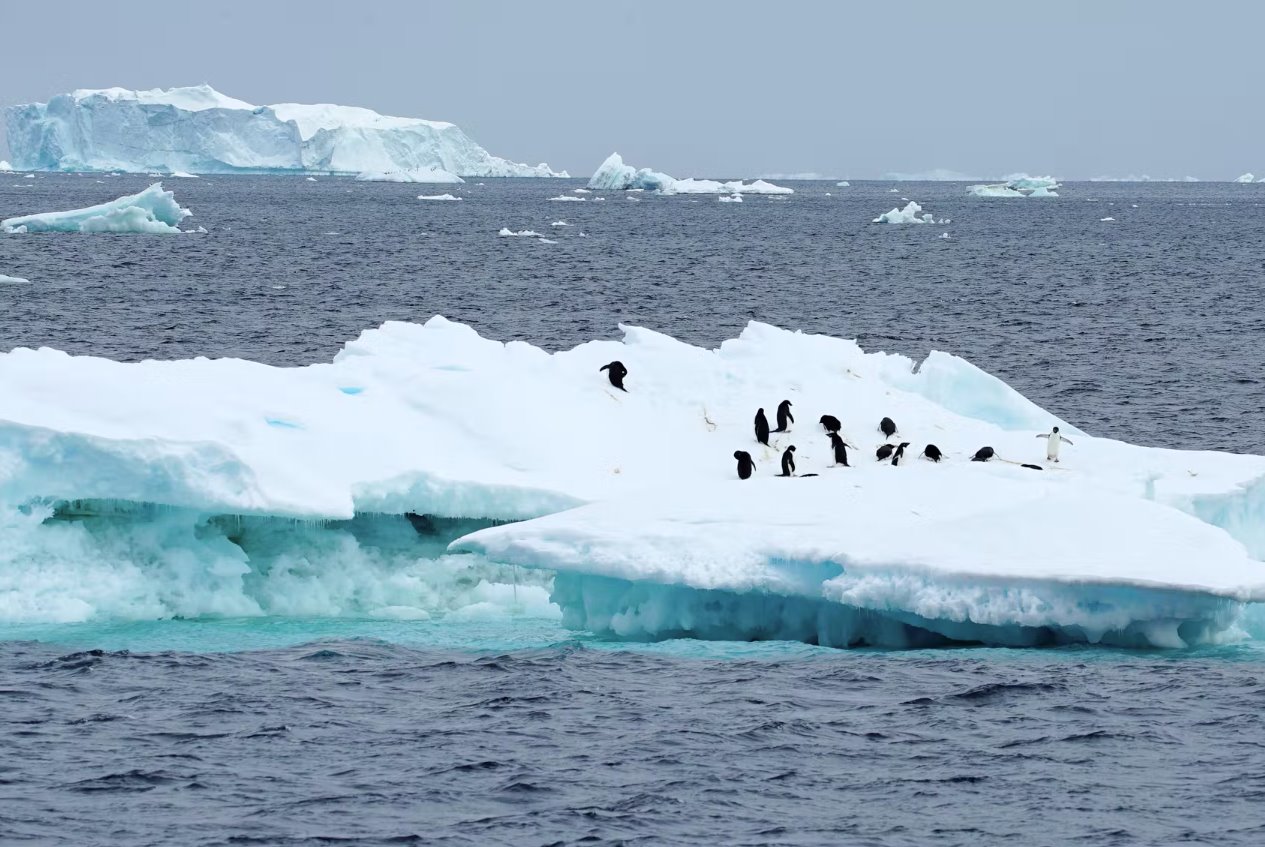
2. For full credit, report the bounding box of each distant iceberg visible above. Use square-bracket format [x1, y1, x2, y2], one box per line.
[835, 181, 850, 187]
[356, 167, 464, 184]
[4, 85, 568, 178]
[885, 169, 980, 181]
[968, 175, 1060, 198]
[1235, 172, 1256, 183]
[1, 182, 191, 234]
[588, 153, 792, 195]
[498, 228, 542, 237]
[873, 200, 935, 224]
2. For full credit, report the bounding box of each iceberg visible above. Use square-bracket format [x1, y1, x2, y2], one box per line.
[0, 161, 12, 171]
[498, 228, 542, 237]
[968, 175, 1060, 198]
[1, 182, 191, 234]
[356, 167, 464, 184]
[169, 171, 198, 179]
[873, 200, 935, 224]
[835, 181, 850, 187]
[1, 317, 1264, 646]
[417, 193, 461, 201]
[4, 85, 567, 178]
[0, 273, 30, 283]
[587, 152, 792, 195]
[1235, 172, 1256, 183]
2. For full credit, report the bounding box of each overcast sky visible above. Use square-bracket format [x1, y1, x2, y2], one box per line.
[0, 0, 1257, 180]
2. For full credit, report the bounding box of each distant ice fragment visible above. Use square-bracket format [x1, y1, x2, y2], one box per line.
[538, 238, 558, 244]
[417, 193, 461, 201]
[0, 161, 13, 171]
[169, 171, 199, 178]
[587, 152, 792, 195]
[717, 193, 742, 203]
[305, 176, 318, 182]
[873, 200, 936, 224]
[1235, 172, 1255, 183]
[549, 195, 585, 201]
[498, 228, 542, 237]
[1100, 217, 1115, 222]
[835, 180, 850, 187]
[1, 182, 191, 234]
[0, 273, 30, 283]
[551, 220, 570, 226]
[968, 175, 1060, 198]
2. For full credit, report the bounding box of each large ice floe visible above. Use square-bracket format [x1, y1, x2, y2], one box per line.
[4, 85, 567, 177]
[968, 175, 1061, 198]
[1, 183, 190, 234]
[2, 317, 1264, 647]
[588, 153, 792, 195]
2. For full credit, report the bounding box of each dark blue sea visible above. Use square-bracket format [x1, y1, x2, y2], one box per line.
[2, 175, 1265, 845]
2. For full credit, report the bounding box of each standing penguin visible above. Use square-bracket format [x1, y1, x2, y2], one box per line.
[734, 451, 756, 480]
[971, 446, 995, 462]
[819, 414, 842, 433]
[774, 400, 794, 432]
[599, 361, 628, 391]
[876, 444, 897, 462]
[828, 432, 854, 467]
[879, 417, 897, 439]
[779, 445, 797, 477]
[921, 444, 943, 463]
[754, 409, 771, 446]
[1036, 426, 1075, 462]
[890, 442, 911, 466]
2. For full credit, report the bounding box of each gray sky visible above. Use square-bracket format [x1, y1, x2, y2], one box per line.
[0, 0, 1257, 180]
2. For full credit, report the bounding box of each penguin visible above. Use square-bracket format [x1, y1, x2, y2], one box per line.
[921, 444, 943, 463]
[774, 400, 794, 433]
[1036, 426, 1075, 463]
[599, 361, 628, 391]
[779, 445, 797, 477]
[828, 432, 854, 467]
[734, 450, 756, 480]
[876, 444, 896, 462]
[754, 409, 771, 446]
[890, 442, 911, 466]
[819, 414, 842, 433]
[971, 446, 995, 462]
[879, 417, 897, 439]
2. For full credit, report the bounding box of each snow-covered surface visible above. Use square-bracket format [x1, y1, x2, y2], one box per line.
[968, 175, 1060, 198]
[1, 183, 191, 234]
[355, 167, 464, 184]
[1, 317, 1264, 645]
[873, 200, 935, 224]
[417, 193, 461, 201]
[1235, 172, 1256, 183]
[0, 274, 30, 284]
[587, 153, 792, 195]
[5, 85, 567, 178]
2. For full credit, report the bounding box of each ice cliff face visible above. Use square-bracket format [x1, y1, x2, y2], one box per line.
[4, 85, 567, 177]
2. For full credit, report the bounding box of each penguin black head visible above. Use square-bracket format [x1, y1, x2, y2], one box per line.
[1052, 426, 1060, 433]
[787, 445, 796, 452]
[898, 442, 910, 449]
[733, 450, 743, 460]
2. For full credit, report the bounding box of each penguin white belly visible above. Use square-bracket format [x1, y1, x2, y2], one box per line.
[1047, 435, 1062, 459]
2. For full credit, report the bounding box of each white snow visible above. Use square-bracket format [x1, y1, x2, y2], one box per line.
[0, 274, 30, 284]
[1, 317, 1264, 645]
[417, 193, 461, 201]
[873, 200, 936, 224]
[1236, 173, 1256, 183]
[1, 183, 191, 234]
[498, 228, 543, 237]
[355, 167, 464, 184]
[587, 153, 793, 195]
[6, 85, 567, 178]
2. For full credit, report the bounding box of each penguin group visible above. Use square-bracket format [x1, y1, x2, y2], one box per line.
[593, 360, 1067, 480]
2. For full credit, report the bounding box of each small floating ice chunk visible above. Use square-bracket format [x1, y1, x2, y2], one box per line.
[551, 220, 570, 227]
[836, 180, 850, 187]
[1100, 217, 1115, 222]
[940, 232, 951, 239]
[24, 174, 35, 179]
[417, 193, 461, 201]
[718, 194, 742, 203]
[573, 188, 590, 193]
[0, 161, 12, 172]
[0, 273, 30, 283]
[538, 237, 558, 244]
[169, 171, 199, 178]
[873, 200, 936, 224]
[1, 182, 191, 234]
[549, 195, 585, 201]
[305, 177, 317, 182]
[498, 227, 543, 237]
[1235, 172, 1255, 183]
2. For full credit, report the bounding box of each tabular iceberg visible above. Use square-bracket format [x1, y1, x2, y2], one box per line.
[588, 153, 792, 194]
[1, 183, 190, 234]
[969, 175, 1061, 198]
[1, 318, 1264, 646]
[5, 85, 567, 177]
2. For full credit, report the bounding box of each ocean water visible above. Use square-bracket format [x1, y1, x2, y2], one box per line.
[3, 176, 1265, 845]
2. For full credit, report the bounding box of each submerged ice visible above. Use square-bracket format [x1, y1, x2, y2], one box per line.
[5, 85, 567, 177]
[1, 318, 1264, 647]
